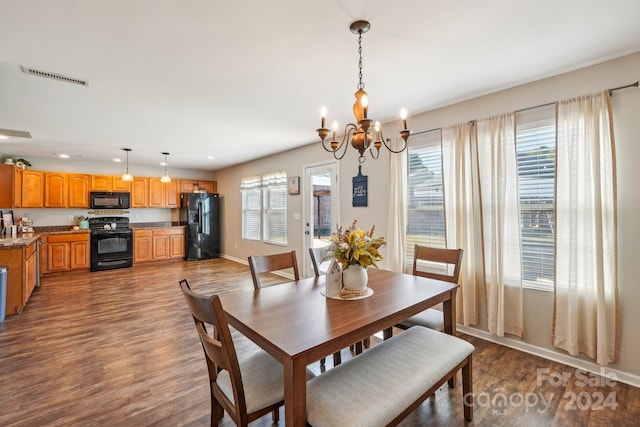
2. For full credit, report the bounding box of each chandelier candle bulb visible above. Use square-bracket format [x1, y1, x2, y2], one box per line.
[321, 106, 327, 128]
[401, 108, 408, 130]
[362, 94, 368, 119]
[332, 120, 338, 140]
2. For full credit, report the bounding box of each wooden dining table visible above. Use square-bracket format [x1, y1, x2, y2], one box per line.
[220, 267, 458, 427]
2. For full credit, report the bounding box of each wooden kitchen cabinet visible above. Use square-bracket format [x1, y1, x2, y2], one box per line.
[179, 180, 217, 194]
[148, 178, 179, 208]
[46, 233, 90, 272]
[90, 175, 112, 191]
[131, 177, 148, 208]
[1, 239, 39, 315]
[0, 164, 22, 208]
[133, 229, 153, 263]
[133, 227, 184, 263]
[68, 174, 90, 208]
[21, 170, 44, 208]
[112, 176, 132, 192]
[45, 172, 69, 207]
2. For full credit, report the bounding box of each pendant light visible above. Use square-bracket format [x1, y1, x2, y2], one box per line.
[121, 148, 133, 182]
[160, 152, 171, 183]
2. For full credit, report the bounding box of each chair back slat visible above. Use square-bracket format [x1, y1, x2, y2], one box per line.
[248, 251, 299, 289]
[412, 245, 464, 284]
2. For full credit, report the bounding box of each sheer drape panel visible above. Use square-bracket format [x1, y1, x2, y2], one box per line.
[442, 124, 481, 326]
[553, 91, 619, 365]
[386, 139, 407, 273]
[476, 114, 524, 338]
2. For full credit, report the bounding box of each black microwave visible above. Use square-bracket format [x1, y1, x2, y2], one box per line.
[90, 192, 131, 209]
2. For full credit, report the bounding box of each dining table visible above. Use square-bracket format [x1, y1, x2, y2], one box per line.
[220, 267, 458, 427]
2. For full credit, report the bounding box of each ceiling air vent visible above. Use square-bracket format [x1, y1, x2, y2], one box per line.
[20, 65, 89, 87]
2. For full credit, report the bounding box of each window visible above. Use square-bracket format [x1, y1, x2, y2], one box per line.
[241, 176, 261, 241]
[262, 172, 288, 245]
[516, 105, 556, 289]
[406, 130, 446, 270]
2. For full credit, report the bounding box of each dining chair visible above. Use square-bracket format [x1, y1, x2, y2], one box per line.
[248, 250, 299, 289]
[397, 245, 464, 332]
[308, 246, 331, 277]
[178, 279, 314, 426]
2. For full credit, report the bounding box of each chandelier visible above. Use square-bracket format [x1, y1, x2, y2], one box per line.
[316, 20, 410, 163]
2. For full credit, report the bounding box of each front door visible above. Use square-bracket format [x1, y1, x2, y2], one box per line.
[303, 161, 339, 276]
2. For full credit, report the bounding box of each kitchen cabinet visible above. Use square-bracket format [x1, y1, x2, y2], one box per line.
[90, 175, 112, 191]
[45, 172, 68, 207]
[68, 174, 90, 208]
[45, 233, 90, 272]
[148, 178, 179, 208]
[131, 177, 148, 208]
[133, 230, 152, 263]
[1, 239, 39, 315]
[21, 170, 44, 208]
[179, 180, 217, 194]
[0, 164, 22, 208]
[133, 227, 184, 263]
[112, 176, 132, 192]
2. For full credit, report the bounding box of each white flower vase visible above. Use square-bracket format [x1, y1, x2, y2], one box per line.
[342, 264, 368, 291]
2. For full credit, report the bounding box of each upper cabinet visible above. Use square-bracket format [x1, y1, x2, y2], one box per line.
[21, 170, 44, 208]
[131, 177, 149, 208]
[68, 174, 90, 208]
[179, 180, 217, 194]
[45, 172, 68, 208]
[90, 175, 112, 191]
[148, 178, 179, 208]
[112, 176, 132, 192]
[0, 164, 22, 208]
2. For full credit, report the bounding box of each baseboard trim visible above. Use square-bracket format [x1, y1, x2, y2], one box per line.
[458, 325, 640, 388]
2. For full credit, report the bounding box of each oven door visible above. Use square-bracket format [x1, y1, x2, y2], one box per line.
[91, 230, 133, 272]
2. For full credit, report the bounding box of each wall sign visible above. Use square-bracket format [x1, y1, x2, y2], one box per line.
[352, 166, 368, 207]
[288, 176, 300, 195]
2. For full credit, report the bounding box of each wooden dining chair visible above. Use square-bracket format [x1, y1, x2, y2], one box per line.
[248, 251, 299, 289]
[397, 245, 464, 332]
[179, 279, 313, 426]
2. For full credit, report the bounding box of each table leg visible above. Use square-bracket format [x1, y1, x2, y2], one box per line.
[284, 358, 308, 427]
[443, 287, 458, 387]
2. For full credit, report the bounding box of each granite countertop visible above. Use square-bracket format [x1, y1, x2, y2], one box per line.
[0, 222, 183, 249]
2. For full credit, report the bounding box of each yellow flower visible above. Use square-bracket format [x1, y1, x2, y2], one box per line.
[326, 220, 386, 270]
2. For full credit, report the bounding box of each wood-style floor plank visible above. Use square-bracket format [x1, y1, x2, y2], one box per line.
[0, 258, 638, 426]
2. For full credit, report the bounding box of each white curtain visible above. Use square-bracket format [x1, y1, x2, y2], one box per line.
[476, 114, 524, 337]
[442, 124, 481, 326]
[386, 139, 407, 273]
[553, 91, 619, 365]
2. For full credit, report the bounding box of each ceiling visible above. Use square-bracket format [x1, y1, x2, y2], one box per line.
[1, 0, 639, 171]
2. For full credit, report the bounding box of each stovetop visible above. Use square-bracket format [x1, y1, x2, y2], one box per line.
[89, 216, 130, 231]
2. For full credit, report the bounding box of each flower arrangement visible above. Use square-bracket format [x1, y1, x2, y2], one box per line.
[327, 220, 386, 270]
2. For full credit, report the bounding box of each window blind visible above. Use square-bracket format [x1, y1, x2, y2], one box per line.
[516, 105, 556, 288]
[262, 172, 288, 245]
[406, 130, 446, 270]
[241, 176, 261, 241]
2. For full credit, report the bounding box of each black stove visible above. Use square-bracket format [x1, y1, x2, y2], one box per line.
[89, 216, 133, 272]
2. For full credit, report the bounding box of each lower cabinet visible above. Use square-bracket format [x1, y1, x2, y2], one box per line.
[134, 227, 184, 263]
[2, 240, 39, 316]
[45, 233, 90, 272]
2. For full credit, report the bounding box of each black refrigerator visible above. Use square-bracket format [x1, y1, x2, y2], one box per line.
[179, 193, 220, 260]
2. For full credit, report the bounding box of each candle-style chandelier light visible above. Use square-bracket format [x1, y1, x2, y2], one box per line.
[316, 20, 410, 163]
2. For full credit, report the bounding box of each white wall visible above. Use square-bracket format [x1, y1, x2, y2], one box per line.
[214, 52, 640, 380]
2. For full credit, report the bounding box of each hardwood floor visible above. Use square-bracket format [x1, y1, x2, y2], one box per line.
[0, 258, 638, 426]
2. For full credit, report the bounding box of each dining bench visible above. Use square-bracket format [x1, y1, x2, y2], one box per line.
[306, 326, 474, 426]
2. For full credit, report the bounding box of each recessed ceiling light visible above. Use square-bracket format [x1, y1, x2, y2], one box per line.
[113, 158, 122, 162]
[208, 155, 215, 160]
[0, 135, 8, 140]
[59, 154, 70, 159]
[160, 161, 167, 166]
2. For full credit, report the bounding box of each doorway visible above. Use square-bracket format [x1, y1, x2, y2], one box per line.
[303, 161, 339, 276]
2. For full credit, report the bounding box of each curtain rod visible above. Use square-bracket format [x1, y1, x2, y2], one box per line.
[411, 80, 639, 136]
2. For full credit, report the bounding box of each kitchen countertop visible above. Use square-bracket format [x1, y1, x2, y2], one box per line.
[0, 223, 184, 249]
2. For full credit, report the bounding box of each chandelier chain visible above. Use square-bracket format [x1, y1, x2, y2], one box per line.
[357, 31, 364, 90]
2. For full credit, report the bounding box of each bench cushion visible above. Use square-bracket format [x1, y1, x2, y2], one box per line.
[306, 326, 474, 427]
